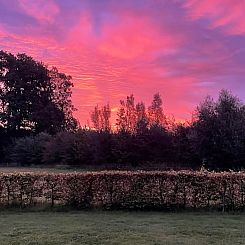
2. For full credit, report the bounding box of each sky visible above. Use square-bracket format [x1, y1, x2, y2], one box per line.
[1, 0, 245, 125]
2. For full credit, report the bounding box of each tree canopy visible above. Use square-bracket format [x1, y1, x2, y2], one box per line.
[0, 51, 77, 135]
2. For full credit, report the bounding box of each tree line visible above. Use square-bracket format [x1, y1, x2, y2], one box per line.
[1, 51, 245, 170]
[88, 89, 245, 170]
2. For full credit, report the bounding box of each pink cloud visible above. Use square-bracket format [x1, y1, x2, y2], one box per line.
[64, 10, 182, 60]
[17, 0, 59, 23]
[1, 0, 245, 125]
[184, 0, 245, 35]
[97, 14, 180, 59]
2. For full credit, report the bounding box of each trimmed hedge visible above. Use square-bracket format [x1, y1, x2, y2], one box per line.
[0, 171, 244, 211]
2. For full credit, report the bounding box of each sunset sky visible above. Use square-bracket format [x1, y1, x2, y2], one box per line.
[1, 0, 245, 125]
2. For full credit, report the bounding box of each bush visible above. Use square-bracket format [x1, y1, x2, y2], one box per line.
[43, 130, 94, 165]
[0, 170, 244, 211]
[9, 133, 51, 165]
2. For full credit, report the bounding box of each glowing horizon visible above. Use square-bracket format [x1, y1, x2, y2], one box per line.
[1, 0, 245, 125]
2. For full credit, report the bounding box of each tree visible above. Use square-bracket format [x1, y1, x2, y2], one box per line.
[116, 94, 136, 132]
[90, 103, 111, 131]
[0, 125, 8, 162]
[0, 51, 77, 135]
[145, 124, 173, 165]
[173, 123, 199, 169]
[116, 100, 127, 132]
[148, 93, 166, 127]
[135, 102, 149, 134]
[91, 105, 100, 130]
[9, 132, 51, 166]
[192, 90, 245, 169]
[49, 67, 78, 131]
[112, 130, 139, 166]
[43, 130, 94, 165]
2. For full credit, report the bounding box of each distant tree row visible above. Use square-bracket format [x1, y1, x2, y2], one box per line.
[88, 89, 245, 170]
[1, 51, 245, 170]
[5, 90, 245, 170]
[90, 93, 167, 133]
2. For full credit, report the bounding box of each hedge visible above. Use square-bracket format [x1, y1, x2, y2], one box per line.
[0, 171, 244, 211]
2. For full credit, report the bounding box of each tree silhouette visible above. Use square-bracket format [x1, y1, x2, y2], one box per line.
[116, 94, 137, 132]
[90, 103, 111, 131]
[1, 56, 245, 172]
[192, 89, 245, 169]
[148, 93, 166, 127]
[135, 102, 148, 134]
[0, 51, 77, 135]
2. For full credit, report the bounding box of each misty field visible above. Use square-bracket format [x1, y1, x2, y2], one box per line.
[0, 211, 244, 245]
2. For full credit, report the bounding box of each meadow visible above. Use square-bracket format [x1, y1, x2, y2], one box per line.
[0, 211, 244, 245]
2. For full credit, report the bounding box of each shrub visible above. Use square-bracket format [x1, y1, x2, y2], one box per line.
[43, 130, 94, 165]
[9, 133, 51, 165]
[0, 171, 244, 211]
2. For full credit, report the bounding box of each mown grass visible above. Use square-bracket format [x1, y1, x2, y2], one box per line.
[0, 211, 244, 244]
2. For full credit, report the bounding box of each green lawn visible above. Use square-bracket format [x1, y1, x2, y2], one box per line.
[0, 211, 244, 245]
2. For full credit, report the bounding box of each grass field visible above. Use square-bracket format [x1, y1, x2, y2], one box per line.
[0, 211, 244, 245]
[0, 166, 83, 173]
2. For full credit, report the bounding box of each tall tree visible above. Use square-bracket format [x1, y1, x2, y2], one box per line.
[116, 94, 136, 132]
[90, 103, 111, 131]
[192, 90, 245, 169]
[116, 100, 127, 131]
[135, 102, 148, 134]
[49, 67, 78, 131]
[148, 93, 166, 127]
[0, 51, 77, 135]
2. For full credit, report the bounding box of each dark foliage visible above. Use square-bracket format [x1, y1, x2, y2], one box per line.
[1, 52, 245, 170]
[0, 51, 78, 136]
[192, 90, 245, 170]
[4, 89, 245, 170]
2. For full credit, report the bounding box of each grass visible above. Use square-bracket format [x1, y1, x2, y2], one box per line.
[0, 165, 128, 173]
[0, 166, 84, 173]
[0, 211, 244, 244]
[0, 164, 182, 173]
[0, 168, 244, 244]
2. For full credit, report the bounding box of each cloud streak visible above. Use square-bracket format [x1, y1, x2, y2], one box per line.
[0, 0, 245, 124]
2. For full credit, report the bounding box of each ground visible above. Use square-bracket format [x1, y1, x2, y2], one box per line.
[0, 211, 244, 245]
[0, 166, 84, 173]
